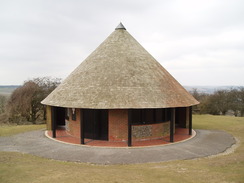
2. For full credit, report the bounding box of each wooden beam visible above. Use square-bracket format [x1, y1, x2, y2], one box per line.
[128, 110, 132, 147]
[46, 106, 52, 130]
[170, 108, 175, 142]
[51, 106, 56, 138]
[80, 109, 85, 144]
[189, 106, 192, 135]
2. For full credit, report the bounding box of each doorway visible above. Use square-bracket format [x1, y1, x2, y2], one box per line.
[175, 107, 187, 128]
[83, 109, 108, 140]
[53, 107, 65, 126]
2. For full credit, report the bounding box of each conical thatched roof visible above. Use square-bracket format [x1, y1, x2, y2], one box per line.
[41, 23, 199, 109]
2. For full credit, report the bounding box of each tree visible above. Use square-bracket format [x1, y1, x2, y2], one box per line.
[202, 90, 232, 115]
[191, 88, 244, 116]
[31, 77, 62, 120]
[229, 87, 244, 116]
[7, 77, 61, 124]
[190, 88, 209, 114]
[195, 88, 244, 116]
[0, 95, 7, 114]
[238, 87, 244, 116]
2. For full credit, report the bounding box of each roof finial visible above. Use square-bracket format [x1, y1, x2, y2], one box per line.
[115, 22, 126, 30]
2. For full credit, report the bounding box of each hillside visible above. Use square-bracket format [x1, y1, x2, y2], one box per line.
[184, 86, 242, 94]
[0, 85, 20, 96]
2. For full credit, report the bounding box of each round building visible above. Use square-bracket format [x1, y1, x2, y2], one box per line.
[41, 23, 199, 146]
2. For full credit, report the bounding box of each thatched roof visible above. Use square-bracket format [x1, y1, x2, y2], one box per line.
[41, 23, 199, 109]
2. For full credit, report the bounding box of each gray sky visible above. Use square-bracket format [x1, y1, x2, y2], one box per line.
[0, 0, 244, 86]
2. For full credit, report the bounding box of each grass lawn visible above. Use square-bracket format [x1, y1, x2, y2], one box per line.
[0, 115, 244, 183]
[0, 124, 45, 136]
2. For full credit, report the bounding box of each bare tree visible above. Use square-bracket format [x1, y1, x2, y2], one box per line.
[0, 95, 7, 114]
[196, 88, 244, 116]
[7, 77, 61, 124]
[190, 89, 209, 114]
[239, 87, 244, 116]
[230, 87, 244, 116]
[203, 90, 232, 115]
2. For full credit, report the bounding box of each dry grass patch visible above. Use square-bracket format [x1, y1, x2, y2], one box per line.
[0, 124, 45, 136]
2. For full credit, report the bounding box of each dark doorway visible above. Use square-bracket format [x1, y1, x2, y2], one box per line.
[175, 107, 186, 128]
[56, 107, 65, 126]
[83, 109, 108, 140]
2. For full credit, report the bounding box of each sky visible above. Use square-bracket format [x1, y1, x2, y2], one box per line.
[0, 0, 244, 86]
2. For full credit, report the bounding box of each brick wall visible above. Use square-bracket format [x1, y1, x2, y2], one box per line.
[66, 108, 81, 138]
[109, 109, 128, 141]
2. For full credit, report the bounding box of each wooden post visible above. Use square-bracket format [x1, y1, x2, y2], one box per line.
[80, 109, 85, 144]
[170, 108, 175, 142]
[128, 110, 132, 147]
[189, 106, 192, 135]
[51, 106, 56, 138]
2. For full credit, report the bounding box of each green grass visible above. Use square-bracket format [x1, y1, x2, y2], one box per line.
[0, 115, 244, 183]
[0, 124, 45, 136]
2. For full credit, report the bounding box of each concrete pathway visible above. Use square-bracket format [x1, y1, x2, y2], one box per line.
[0, 129, 236, 164]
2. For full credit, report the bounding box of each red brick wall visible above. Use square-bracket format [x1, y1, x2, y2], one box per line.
[66, 108, 80, 138]
[109, 109, 128, 141]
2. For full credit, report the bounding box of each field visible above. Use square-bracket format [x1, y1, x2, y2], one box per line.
[0, 85, 19, 96]
[0, 115, 243, 183]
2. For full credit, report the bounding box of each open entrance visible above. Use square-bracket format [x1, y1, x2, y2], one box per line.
[175, 107, 187, 128]
[56, 107, 65, 126]
[83, 109, 108, 140]
[51, 106, 65, 138]
[52, 107, 65, 126]
[130, 108, 171, 124]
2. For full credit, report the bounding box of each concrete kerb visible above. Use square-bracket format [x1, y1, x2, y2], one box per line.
[204, 136, 240, 159]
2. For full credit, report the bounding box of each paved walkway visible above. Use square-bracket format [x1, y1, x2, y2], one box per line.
[0, 129, 236, 164]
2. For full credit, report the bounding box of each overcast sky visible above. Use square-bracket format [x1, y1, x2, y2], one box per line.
[0, 0, 243, 86]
